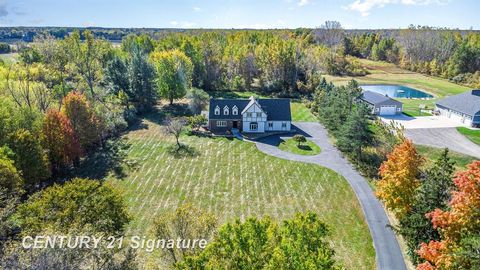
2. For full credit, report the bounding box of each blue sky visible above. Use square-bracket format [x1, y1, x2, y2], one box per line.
[1, 0, 479, 29]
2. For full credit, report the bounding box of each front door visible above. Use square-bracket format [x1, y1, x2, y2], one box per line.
[232, 121, 238, 128]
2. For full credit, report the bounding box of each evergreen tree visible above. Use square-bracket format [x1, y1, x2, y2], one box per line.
[336, 104, 372, 161]
[398, 148, 455, 263]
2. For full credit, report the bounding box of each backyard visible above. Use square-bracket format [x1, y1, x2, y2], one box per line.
[324, 58, 470, 116]
[99, 112, 375, 269]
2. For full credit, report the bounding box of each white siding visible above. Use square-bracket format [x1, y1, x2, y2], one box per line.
[242, 103, 267, 133]
[265, 121, 291, 131]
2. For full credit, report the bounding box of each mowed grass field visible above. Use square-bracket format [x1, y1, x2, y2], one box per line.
[324, 58, 470, 116]
[106, 115, 375, 269]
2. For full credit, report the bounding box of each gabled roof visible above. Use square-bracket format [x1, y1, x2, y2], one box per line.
[360, 91, 403, 106]
[209, 98, 291, 121]
[241, 96, 265, 115]
[436, 90, 480, 116]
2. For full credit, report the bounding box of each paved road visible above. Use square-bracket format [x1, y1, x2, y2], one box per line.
[380, 114, 469, 129]
[255, 122, 406, 270]
[405, 128, 480, 159]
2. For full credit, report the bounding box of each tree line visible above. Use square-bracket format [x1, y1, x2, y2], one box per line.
[342, 26, 480, 87]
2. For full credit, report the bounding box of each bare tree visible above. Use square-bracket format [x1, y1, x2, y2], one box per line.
[314, 21, 345, 48]
[164, 117, 187, 150]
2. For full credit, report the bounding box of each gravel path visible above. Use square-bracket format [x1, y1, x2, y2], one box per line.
[255, 122, 406, 270]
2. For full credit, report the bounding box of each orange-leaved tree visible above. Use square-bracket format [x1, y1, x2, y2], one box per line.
[417, 161, 480, 270]
[61, 91, 102, 149]
[42, 110, 82, 170]
[376, 139, 423, 219]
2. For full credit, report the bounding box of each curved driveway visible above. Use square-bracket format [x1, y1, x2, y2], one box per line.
[255, 122, 406, 270]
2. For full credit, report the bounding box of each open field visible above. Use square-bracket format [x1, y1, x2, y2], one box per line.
[278, 138, 321, 155]
[456, 127, 480, 146]
[101, 112, 375, 269]
[323, 58, 470, 116]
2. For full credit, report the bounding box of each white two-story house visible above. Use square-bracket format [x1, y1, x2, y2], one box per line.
[208, 96, 291, 133]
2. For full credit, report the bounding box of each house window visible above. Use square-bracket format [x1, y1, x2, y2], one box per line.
[268, 122, 273, 128]
[257, 112, 262, 117]
[224, 106, 229, 115]
[246, 112, 252, 117]
[217, 121, 227, 127]
[282, 122, 287, 128]
[250, 122, 258, 130]
[214, 106, 220, 115]
[232, 106, 238, 115]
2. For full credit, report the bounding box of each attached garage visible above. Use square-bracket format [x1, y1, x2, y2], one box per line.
[435, 90, 480, 128]
[360, 91, 403, 116]
[379, 105, 397, 115]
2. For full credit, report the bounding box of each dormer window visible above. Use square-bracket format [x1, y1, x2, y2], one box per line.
[232, 106, 238, 115]
[214, 106, 220, 115]
[223, 106, 229, 115]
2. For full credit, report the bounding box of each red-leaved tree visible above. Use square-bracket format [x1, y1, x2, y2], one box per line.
[42, 110, 82, 170]
[417, 161, 480, 270]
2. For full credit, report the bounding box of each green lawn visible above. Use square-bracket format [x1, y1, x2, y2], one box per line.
[323, 58, 470, 117]
[291, 101, 317, 122]
[279, 138, 321, 155]
[416, 145, 477, 169]
[457, 127, 480, 146]
[101, 113, 375, 269]
[399, 99, 434, 117]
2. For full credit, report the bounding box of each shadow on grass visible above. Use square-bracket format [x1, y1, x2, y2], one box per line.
[72, 138, 137, 180]
[166, 144, 199, 159]
[297, 144, 313, 151]
[128, 104, 193, 131]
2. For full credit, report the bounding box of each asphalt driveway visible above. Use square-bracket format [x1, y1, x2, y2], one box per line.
[255, 122, 406, 270]
[380, 114, 468, 129]
[405, 128, 480, 158]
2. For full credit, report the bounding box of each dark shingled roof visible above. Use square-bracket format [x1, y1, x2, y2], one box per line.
[360, 91, 402, 106]
[436, 90, 480, 116]
[209, 98, 292, 121]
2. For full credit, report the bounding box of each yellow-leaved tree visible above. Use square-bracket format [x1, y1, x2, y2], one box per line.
[376, 139, 423, 219]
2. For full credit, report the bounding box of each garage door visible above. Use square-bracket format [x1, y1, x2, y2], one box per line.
[379, 106, 397, 115]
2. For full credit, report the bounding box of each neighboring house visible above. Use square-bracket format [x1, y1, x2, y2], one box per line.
[360, 91, 403, 116]
[208, 96, 292, 133]
[435, 89, 480, 127]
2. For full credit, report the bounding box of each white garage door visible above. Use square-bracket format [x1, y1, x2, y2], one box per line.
[379, 106, 397, 115]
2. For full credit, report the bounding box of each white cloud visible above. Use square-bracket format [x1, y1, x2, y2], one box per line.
[345, 0, 449, 16]
[192, 6, 201, 12]
[169, 20, 178, 26]
[298, 0, 310, 6]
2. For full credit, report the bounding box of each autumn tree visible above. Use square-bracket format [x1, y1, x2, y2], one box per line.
[63, 30, 110, 98]
[61, 92, 101, 149]
[151, 204, 217, 267]
[8, 129, 51, 189]
[42, 110, 82, 170]
[398, 149, 455, 263]
[16, 178, 130, 235]
[178, 213, 340, 270]
[151, 49, 193, 105]
[0, 147, 23, 195]
[376, 139, 423, 218]
[417, 161, 480, 270]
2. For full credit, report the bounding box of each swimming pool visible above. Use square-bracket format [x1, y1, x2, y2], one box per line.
[361, 84, 433, 99]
